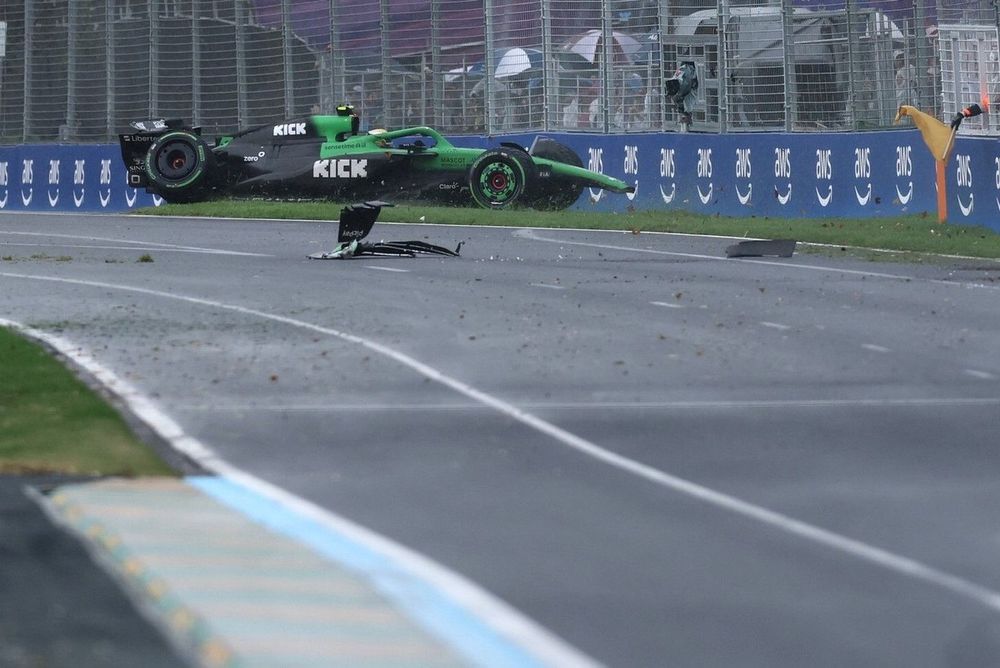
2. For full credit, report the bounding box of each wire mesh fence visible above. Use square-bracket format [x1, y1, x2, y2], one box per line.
[0, 0, 997, 143]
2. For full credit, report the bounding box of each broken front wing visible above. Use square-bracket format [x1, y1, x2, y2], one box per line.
[308, 201, 462, 259]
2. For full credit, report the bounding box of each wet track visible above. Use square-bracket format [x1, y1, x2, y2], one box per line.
[3, 211, 1000, 667]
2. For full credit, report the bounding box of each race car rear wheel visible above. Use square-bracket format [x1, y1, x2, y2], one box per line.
[145, 130, 214, 203]
[468, 149, 532, 209]
[527, 140, 584, 211]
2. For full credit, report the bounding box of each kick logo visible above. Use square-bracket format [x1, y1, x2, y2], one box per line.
[956, 154, 974, 216]
[313, 159, 368, 179]
[0, 161, 7, 208]
[623, 144, 639, 201]
[21, 159, 34, 206]
[774, 147, 792, 205]
[735, 147, 752, 205]
[696, 147, 713, 204]
[854, 147, 872, 205]
[99, 159, 113, 207]
[895, 145, 913, 205]
[47, 159, 60, 207]
[659, 148, 676, 203]
[73, 159, 86, 207]
[815, 149, 833, 207]
[274, 122, 306, 136]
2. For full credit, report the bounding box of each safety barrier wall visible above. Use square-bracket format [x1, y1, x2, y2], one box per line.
[2, 130, 999, 232]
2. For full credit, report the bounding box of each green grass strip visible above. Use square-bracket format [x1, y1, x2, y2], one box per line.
[141, 201, 1000, 260]
[0, 327, 174, 476]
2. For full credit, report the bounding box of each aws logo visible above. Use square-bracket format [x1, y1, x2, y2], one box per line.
[313, 159, 368, 178]
[956, 154, 974, 216]
[995, 157, 1000, 213]
[854, 147, 872, 205]
[274, 122, 307, 136]
[815, 149, 832, 207]
[21, 159, 34, 206]
[623, 145, 639, 201]
[47, 159, 61, 206]
[696, 148, 712, 204]
[895, 145, 913, 205]
[774, 147, 792, 205]
[659, 148, 676, 203]
[73, 159, 86, 207]
[735, 147, 751, 205]
[99, 159, 113, 208]
[0, 161, 7, 208]
[587, 147, 604, 202]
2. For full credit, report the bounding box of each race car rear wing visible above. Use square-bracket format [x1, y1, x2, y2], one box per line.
[119, 120, 200, 188]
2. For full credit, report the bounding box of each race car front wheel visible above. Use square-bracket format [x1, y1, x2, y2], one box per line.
[527, 140, 584, 211]
[468, 149, 532, 209]
[145, 130, 215, 203]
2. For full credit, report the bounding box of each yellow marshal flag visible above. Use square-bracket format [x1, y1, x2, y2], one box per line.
[895, 105, 956, 161]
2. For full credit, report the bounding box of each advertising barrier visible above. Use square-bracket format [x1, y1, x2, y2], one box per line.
[2, 130, 999, 233]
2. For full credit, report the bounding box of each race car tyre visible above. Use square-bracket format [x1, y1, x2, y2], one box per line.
[527, 140, 584, 211]
[145, 130, 215, 203]
[468, 149, 533, 209]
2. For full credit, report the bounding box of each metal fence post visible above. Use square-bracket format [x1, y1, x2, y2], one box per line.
[655, 0, 669, 132]
[717, 0, 730, 133]
[380, 0, 392, 125]
[329, 0, 344, 110]
[484, 0, 495, 135]
[23, 0, 33, 140]
[150, 0, 160, 117]
[67, 1, 78, 140]
[235, 0, 249, 126]
[282, 0, 294, 117]
[780, 0, 796, 131]
[431, 0, 443, 127]
[914, 0, 930, 110]
[192, 0, 203, 127]
[541, 0, 553, 131]
[106, 2, 116, 139]
[845, 0, 858, 130]
[601, 0, 612, 133]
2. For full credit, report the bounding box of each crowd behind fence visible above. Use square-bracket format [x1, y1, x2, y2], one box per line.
[0, 0, 998, 144]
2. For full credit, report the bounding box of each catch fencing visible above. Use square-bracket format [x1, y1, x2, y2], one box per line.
[0, 0, 998, 143]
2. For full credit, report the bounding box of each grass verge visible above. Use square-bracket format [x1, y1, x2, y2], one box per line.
[0, 327, 174, 476]
[139, 201, 1000, 260]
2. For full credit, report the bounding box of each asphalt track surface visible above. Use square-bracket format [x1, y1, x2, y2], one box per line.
[2, 211, 1000, 667]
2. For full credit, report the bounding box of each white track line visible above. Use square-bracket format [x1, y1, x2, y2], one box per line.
[759, 321, 792, 331]
[5, 270, 1000, 614]
[0, 311, 597, 668]
[364, 265, 411, 273]
[513, 229, 1000, 292]
[0, 230, 271, 257]
[169, 397, 1000, 412]
[0, 242, 268, 256]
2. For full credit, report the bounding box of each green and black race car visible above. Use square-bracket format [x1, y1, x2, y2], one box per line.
[119, 105, 633, 210]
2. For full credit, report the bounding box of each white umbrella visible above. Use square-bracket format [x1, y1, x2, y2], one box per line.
[494, 47, 543, 79]
[562, 29, 641, 63]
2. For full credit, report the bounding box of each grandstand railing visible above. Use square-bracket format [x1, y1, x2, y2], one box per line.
[0, 0, 996, 143]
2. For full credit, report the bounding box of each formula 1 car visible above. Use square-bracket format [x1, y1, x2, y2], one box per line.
[119, 105, 634, 210]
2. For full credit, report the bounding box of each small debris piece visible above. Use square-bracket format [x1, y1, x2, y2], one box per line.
[725, 239, 796, 258]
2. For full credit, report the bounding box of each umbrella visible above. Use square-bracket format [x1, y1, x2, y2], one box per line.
[562, 29, 642, 63]
[494, 47, 543, 78]
[444, 63, 485, 82]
